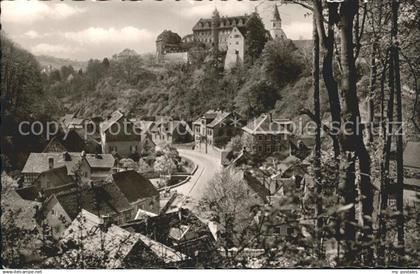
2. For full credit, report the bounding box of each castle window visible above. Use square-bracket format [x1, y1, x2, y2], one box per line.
[235, 41, 239, 45]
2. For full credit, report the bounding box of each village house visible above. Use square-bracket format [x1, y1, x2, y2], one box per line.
[122, 208, 216, 261]
[112, 170, 160, 215]
[241, 113, 292, 158]
[206, 111, 243, 149]
[42, 181, 133, 239]
[44, 113, 101, 154]
[50, 209, 190, 268]
[21, 152, 115, 184]
[100, 110, 142, 158]
[193, 110, 241, 150]
[155, 119, 193, 145]
[33, 166, 76, 195]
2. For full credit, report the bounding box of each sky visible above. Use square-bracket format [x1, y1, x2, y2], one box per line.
[1, 0, 313, 61]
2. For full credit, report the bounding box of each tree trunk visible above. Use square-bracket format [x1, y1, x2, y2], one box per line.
[313, 15, 323, 258]
[391, 0, 405, 264]
[338, 0, 373, 265]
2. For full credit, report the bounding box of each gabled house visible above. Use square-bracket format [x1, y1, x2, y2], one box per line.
[224, 26, 246, 70]
[193, 110, 241, 150]
[154, 119, 193, 145]
[193, 110, 220, 147]
[242, 113, 292, 159]
[21, 152, 115, 184]
[34, 166, 76, 195]
[42, 181, 133, 239]
[206, 111, 242, 149]
[50, 209, 190, 268]
[100, 110, 142, 158]
[112, 170, 160, 214]
[122, 208, 216, 261]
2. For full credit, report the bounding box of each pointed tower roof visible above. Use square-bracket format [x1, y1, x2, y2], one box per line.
[212, 8, 220, 18]
[272, 4, 281, 21]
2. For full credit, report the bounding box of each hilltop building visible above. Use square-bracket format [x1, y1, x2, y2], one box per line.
[155, 5, 287, 68]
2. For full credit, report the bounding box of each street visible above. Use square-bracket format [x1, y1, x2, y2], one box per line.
[174, 148, 221, 206]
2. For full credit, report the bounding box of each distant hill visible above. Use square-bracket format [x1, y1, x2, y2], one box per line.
[36, 55, 88, 70]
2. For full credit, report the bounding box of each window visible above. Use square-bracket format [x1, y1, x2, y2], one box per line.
[51, 209, 55, 216]
[235, 41, 239, 45]
[266, 146, 271, 153]
[266, 135, 271, 141]
[258, 146, 263, 152]
[258, 135, 263, 141]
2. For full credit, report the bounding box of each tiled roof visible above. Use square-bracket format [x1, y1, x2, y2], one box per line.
[112, 170, 159, 203]
[54, 182, 132, 220]
[61, 209, 189, 267]
[193, 15, 250, 31]
[207, 112, 231, 128]
[85, 154, 115, 169]
[15, 186, 39, 201]
[137, 233, 189, 263]
[242, 114, 292, 135]
[1, 190, 41, 230]
[22, 152, 114, 174]
[403, 142, 420, 169]
[100, 110, 124, 132]
[61, 209, 140, 268]
[35, 166, 75, 187]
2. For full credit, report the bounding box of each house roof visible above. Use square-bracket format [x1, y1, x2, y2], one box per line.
[403, 142, 420, 169]
[53, 182, 132, 220]
[61, 209, 189, 267]
[137, 233, 190, 264]
[1, 190, 41, 229]
[35, 166, 75, 187]
[112, 170, 159, 203]
[242, 114, 292, 135]
[193, 15, 250, 31]
[60, 209, 141, 268]
[100, 110, 125, 133]
[16, 186, 39, 201]
[22, 152, 115, 175]
[193, 110, 221, 125]
[1, 190, 41, 230]
[207, 112, 232, 128]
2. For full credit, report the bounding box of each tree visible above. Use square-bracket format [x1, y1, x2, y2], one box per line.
[154, 155, 177, 176]
[199, 170, 258, 253]
[261, 39, 304, 88]
[245, 12, 268, 65]
[235, 78, 279, 119]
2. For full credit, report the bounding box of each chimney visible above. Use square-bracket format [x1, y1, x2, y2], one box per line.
[81, 150, 86, 158]
[48, 157, 54, 169]
[268, 113, 273, 122]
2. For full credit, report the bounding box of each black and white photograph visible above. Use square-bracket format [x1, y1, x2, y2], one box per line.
[1, 0, 419, 270]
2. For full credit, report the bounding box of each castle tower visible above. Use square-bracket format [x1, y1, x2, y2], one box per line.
[211, 8, 220, 51]
[270, 5, 287, 40]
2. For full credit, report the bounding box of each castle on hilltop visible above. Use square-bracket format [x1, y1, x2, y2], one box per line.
[156, 5, 287, 69]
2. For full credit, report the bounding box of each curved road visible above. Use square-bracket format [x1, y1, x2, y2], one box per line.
[174, 148, 221, 206]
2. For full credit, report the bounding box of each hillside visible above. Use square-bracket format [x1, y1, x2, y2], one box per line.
[36, 55, 88, 70]
[49, 38, 309, 122]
